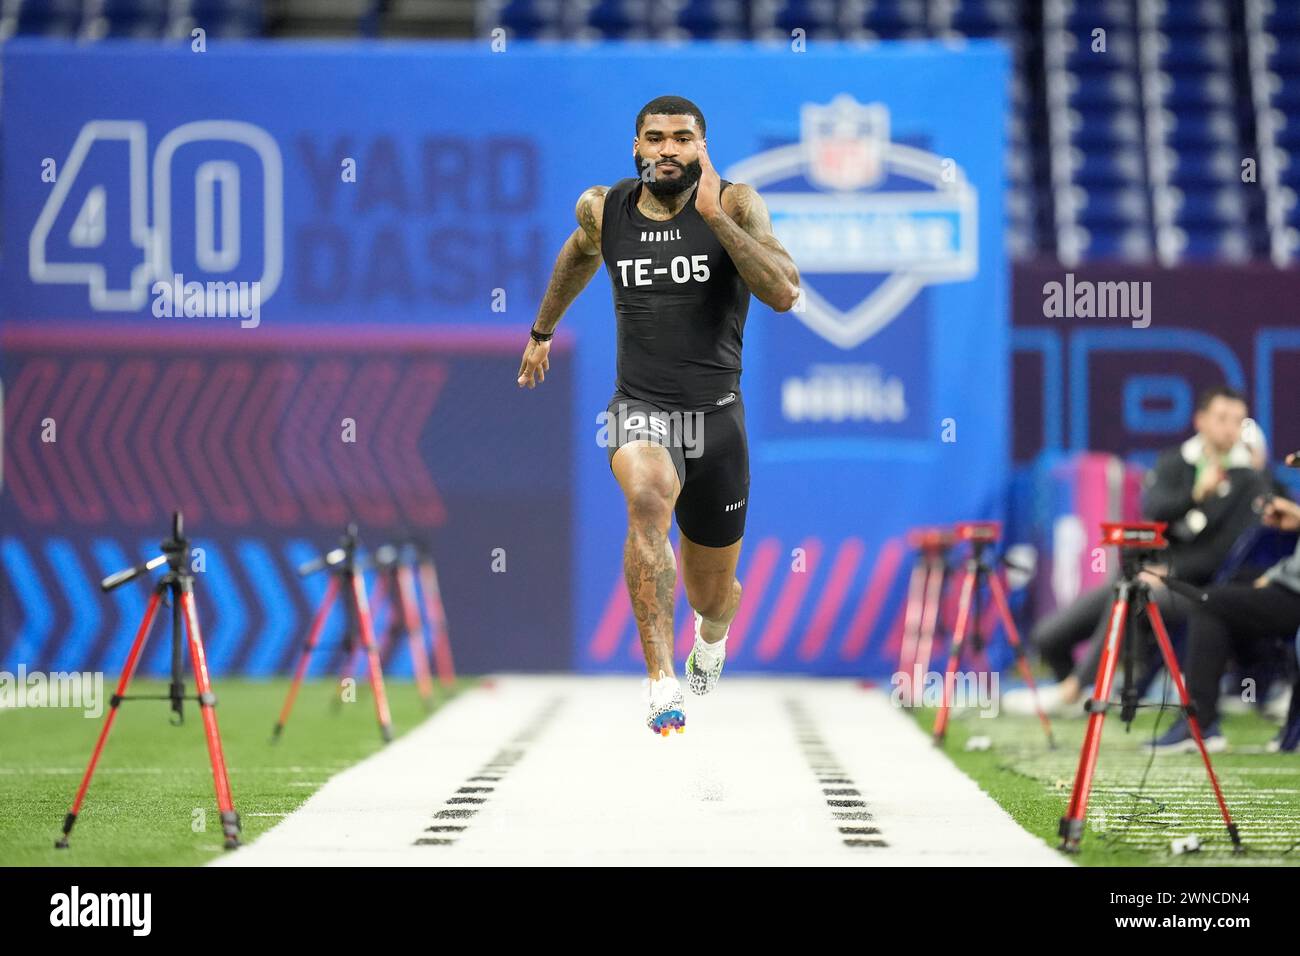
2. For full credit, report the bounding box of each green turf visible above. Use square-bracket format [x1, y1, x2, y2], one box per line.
[0, 676, 476, 866]
[910, 695, 1300, 866]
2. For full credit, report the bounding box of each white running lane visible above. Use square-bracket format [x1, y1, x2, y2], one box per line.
[212, 675, 1070, 867]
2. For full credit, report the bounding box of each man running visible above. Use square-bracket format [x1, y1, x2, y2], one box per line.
[517, 95, 800, 736]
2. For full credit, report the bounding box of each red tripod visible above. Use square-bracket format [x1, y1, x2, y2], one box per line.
[413, 539, 456, 688]
[273, 524, 394, 743]
[350, 538, 456, 705]
[1059, 522, 1242, 853]
[932, 521, 1055, 748]
[57, 512, 240, 850]
[369, 543, 436, 708]
[896, 527, 954, 703]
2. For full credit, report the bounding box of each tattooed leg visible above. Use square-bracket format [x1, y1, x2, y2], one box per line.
[612, 443, 681, 678]
[624, 524, 676, 678]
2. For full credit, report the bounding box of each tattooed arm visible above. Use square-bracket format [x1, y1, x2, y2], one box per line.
[518, 185, 607, 388]
[693, 144, 800, 312]
[702, 183, 800, 312]
[535, 184, 606, 332]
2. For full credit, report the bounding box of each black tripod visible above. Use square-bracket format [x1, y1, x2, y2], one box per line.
[57, 512, 241, 850]
[1059, 522, 1241, 854]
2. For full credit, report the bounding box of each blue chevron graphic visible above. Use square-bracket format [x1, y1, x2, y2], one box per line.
[288, 539, 345, 678]
[44, 538, 101, 671]
[239, 540, 295, 677]
[193, 539, 247, 677]
[139, 537, 174, 677]
[1, 538, 53, 668]
[3, 534, 462, 677]
[92, 539, 150, 676]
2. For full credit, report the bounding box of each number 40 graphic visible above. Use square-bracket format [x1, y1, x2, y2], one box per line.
[29, 119, 284, 311]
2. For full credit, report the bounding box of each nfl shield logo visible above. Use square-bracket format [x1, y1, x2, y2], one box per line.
[802, 94, 889, 192]
[722, 93, 978, 350]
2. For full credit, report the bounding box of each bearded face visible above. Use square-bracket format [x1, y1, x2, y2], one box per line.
[634, 151, 703, 198]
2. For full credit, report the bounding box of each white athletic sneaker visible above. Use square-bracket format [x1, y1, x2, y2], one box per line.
[685, 610, 727, 696]
[643, 671, 685, 736]
[1000, 682, 1079, 718]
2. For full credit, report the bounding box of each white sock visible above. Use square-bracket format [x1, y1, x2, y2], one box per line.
[644, 670, 680, 706]
[694, 611, 728, 664]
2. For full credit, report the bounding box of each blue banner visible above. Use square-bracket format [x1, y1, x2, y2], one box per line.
[1, 40, 1007, 677]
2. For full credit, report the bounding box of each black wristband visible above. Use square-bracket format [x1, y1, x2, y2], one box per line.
[529, 326, 554, 343]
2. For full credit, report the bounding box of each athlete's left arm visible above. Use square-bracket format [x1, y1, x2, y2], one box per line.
[695, 144, 800, 312]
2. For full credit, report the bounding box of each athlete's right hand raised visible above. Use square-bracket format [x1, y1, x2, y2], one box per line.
[517, 336, 551, 389]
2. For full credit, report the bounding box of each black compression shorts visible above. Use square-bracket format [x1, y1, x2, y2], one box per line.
[603, 389, 749, 548]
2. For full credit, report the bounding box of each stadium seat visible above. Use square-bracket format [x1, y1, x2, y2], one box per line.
[13, 0, 83, 35]
[1074, 185, 1149, 226]
[574, 0, 652, 37]
[1078, 224, 1153, 260]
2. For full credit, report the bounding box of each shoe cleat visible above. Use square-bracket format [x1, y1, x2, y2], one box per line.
[649, 709, 685, 735]
[685, 642, 726, 696]
[645, 673, 686, 735]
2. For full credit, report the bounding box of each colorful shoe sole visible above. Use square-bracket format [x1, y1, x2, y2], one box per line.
[649, 710, 686, 736]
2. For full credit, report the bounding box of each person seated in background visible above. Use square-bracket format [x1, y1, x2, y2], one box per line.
[1150, 495, 1300, 753]
[1004, 386, 1278, 717]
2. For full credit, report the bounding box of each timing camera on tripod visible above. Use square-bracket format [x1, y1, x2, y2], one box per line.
[56, 511, 241, 850]
[363, 536, 457, 710]
[896, 526, 955, 702]
[931, 521, 1056, 748]
[272, 523, 395, 744]
[1057, 521, 1242, 854]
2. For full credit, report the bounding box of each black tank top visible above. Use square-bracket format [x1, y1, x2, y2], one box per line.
[600, 177, 750, 412]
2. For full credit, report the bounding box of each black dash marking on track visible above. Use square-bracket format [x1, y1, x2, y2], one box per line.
[784, 698, 888, 850]
[415, 695, 565, 847]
